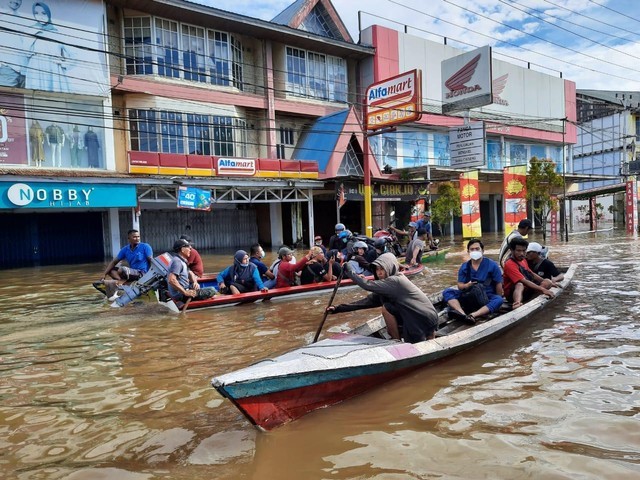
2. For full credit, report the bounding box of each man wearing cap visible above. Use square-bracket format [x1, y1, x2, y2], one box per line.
[101, 229, 154, 286]
[390, 221, 418, 243]
[275, 247, 315, 288]
[526, 242, 564, 283]
[314, 235, 327, 255]
[167, 239, 215, 303]
[498, 218, 533, 267]
[503, 237, 557, 309]
[179, 234, 204, 277]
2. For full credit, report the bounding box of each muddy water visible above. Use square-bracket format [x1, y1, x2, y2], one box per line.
[1, 232, 639, 479]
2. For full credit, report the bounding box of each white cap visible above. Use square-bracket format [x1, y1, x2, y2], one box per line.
[526, 242, 543, 253]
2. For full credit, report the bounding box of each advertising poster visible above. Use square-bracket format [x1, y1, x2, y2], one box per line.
[549, 195, 558, 235]
[0, 0, 109, 96]
[625, 176, 637, 234]
[459, 170, 481, 238]
[177, 186, 212, 211]
[0, 94, 27, 164]
[503, 165, 527, 232]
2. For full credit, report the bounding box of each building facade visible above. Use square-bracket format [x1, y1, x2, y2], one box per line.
[0, 0, 373, 268]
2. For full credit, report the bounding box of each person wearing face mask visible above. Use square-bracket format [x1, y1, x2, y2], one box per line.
[313, 235, 327, 255]
[442, 239, 504, 324]
[249, 243, 276, 289]
[217, 250, 268, 295]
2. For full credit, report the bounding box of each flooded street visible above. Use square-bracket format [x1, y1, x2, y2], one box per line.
[1, 232, 639, 479]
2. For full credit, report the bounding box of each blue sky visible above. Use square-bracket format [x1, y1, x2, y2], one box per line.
[194, 0, 640, 91]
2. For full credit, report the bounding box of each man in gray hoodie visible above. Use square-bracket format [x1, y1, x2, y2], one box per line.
[327, 253, 438, 343]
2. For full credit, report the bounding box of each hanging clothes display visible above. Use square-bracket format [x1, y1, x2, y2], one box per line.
[29, 120, 45, 167]
[69, 125, 83, 167]
[45, 123, 65, 167]
[84, 127, 100, 168]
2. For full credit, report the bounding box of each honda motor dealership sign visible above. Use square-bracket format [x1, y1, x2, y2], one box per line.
[365, 69, 422, 130]
[442, 46, 492, 114]
[449, 121, 485, 168]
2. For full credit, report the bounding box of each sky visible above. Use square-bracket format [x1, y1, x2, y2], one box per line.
[193, 0, 640, 94]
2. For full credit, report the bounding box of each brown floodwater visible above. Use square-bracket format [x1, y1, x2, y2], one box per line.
[1, 231, 639, 479]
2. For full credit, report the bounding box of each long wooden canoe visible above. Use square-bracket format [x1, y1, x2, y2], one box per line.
[211, 264, 577, 430]
[160, 263, 425, 312]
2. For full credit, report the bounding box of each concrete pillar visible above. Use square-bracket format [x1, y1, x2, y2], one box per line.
[307, 189, 315, 247]
[270, 202, 284, 247]
[107, 208, 120, 257]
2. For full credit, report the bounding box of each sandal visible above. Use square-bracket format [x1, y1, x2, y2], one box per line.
[447, 308, 468, 322]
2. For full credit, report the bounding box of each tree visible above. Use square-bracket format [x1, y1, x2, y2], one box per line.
[526, 157, 564, 242]
[431, 182, 461, 236]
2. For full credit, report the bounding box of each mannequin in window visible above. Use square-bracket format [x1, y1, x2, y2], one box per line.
[84, 126, 100, 168]
[68, 124, 83, 167]
[45, 122, 65, 167]
[29, 119, 45, 167]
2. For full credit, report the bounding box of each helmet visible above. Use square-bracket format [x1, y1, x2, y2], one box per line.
[335, 223, 345, 232]
[338, 230, 350, 239]
[353, 241, 368, 250]
[374, 237, 387, 249]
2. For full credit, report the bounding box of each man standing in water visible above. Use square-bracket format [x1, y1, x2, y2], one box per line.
[326, 253, 438, 343]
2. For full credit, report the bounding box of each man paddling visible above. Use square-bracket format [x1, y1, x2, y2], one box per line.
[326, 253, 438, 343]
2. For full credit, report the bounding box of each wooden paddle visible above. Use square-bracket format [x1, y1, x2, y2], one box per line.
[312, 269, 345, 343]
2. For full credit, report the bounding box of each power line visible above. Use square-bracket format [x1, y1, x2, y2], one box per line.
[585, 0, 640, 25]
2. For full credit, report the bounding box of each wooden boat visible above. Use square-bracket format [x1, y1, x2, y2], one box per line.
[162, 263, 425, 311]
[397, 247, 450, 265]
[211, 264, 577, 430]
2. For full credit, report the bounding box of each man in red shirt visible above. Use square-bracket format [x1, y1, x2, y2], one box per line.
[275, 247, 314, 288]
[503, 237, 557, 309]
[180, 234, 204, 277]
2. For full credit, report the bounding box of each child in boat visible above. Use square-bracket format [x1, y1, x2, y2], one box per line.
[326, 253, 438, 343]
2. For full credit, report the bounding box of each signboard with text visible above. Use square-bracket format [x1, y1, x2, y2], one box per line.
[449, 121, 485, 168]
[0, 182, 137, 209]
[365, 69, 422, 130]
[217, 157, 256, 176]
[339, 182, 427, 202]
[177, 186, 211, 211]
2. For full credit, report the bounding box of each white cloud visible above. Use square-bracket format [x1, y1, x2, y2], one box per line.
[193, 0, 640, 90]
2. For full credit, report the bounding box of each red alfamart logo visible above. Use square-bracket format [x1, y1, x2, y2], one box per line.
[492, 74, 509, 106]
[445, 53, 482, 99]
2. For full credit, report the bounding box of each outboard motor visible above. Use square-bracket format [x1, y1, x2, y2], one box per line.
[112, 252, 174, 307]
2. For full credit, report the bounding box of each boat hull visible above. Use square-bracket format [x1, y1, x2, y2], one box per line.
[212, 265, 577, 430]
[179, 263, 425, 310]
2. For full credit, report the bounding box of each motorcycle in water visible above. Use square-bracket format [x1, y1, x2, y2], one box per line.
[372, 228, 404, 257]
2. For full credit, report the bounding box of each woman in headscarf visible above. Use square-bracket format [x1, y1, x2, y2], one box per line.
[216, 250, 268, 294]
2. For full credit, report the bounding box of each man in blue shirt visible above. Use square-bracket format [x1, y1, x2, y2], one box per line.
[249, 243, 276, 289]
[442, 238, 503, 323]
[416, 212, 435, 249]
[102, 229, 154, 283]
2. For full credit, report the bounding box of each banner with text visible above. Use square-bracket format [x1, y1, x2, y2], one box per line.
[503, 165, 528, 233]
[339, 182, 427, 202]
[626, 176, 637, 234]
[177, 186, 211, 211]
[460, 171, 481, 238]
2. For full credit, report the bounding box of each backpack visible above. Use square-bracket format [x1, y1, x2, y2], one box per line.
[458, 260, 489, 311]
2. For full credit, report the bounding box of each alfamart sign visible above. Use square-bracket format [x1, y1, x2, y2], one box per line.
[217, 158, 255, 176]
[365, 69, 422, 130]
[0, 182, 137, 209]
